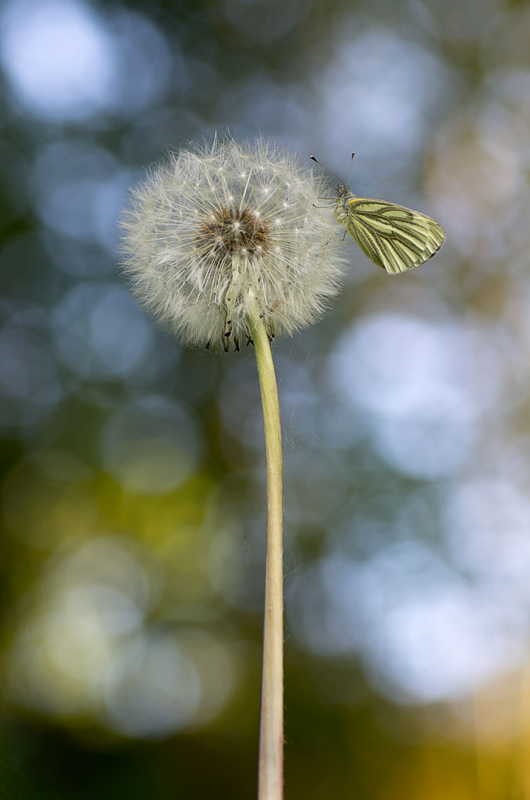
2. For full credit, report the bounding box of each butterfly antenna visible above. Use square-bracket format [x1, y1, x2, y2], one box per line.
[310, 155, 343, 184]
[347, 152, 355, 187]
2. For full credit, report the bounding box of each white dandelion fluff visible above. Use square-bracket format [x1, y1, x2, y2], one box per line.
[119, 137, 346, 351]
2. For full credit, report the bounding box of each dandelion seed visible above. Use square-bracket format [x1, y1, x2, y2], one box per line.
[119, 137, 345, 352]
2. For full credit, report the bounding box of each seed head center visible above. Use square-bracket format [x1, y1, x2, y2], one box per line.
[199, 207, 270, 258]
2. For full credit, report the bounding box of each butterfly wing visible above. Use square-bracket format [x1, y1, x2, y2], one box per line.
[343, 198, 445, 275]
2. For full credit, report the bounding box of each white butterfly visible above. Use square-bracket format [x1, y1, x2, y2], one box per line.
[312, 155, 445, 274]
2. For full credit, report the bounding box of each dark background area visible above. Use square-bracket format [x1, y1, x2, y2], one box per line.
[1, 0, 530, 797]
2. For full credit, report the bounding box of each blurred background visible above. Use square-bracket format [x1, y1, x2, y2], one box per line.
[0, 0, 529, 797]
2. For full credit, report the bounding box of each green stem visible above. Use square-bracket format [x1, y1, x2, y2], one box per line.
[250, 311, 284, 800]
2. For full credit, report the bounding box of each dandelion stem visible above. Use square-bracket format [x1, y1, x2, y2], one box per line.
[250, 309, 284, 800]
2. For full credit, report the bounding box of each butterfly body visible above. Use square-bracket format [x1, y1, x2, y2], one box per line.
[334, 183, 445, 275]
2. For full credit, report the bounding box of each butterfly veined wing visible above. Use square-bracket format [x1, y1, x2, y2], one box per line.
[338, 194, 445, 275]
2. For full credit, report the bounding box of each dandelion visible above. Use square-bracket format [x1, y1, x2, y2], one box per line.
[119, 136, 346, 800]
[119, 137, 345, 351]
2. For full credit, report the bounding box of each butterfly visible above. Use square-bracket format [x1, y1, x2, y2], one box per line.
[312, 155, 445, 275]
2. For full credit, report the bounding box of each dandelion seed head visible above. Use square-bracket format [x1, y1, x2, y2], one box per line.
[119, 137, 345, 351]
